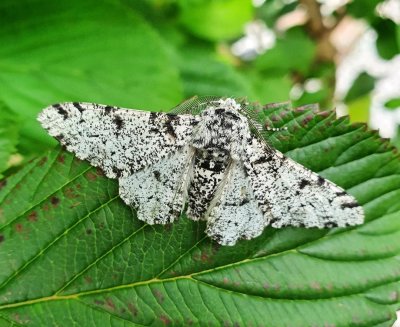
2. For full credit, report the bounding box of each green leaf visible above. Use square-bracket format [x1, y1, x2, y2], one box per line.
[293, 87, 331, 109]
[0, 102, 19, 178]
[177, 47, 254, 98]
[1, 101, 399, 325]
[255, 27, 315, 75]
[373, 18, 400, 60]
[0, 0, 182, 154]
[178, 0, 253, 41]
[397, 24, 400, 49]
[347, 0, 382, 22]
[243, 71, 292, 104]
[347, 94, 371, 123]
[384, 97, 400, 111]
[344, 72, 375, 103]
[391, 126, 400, 150]
[256, 1, 297, 27]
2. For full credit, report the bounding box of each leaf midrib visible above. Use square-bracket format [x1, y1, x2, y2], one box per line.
[1, 259, 399, 311]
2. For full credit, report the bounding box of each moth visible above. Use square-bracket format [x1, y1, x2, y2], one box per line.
[38, 97, 364, 245]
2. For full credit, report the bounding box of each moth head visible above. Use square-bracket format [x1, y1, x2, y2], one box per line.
[201, 98, 243, 120]
[216, 98, 241, 111]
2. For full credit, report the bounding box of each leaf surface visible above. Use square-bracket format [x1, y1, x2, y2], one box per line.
[0, 103, 399, 326]
[178, 0, 253, 41]
[0, 0, 182, 153]
[0, 102, 19, 177]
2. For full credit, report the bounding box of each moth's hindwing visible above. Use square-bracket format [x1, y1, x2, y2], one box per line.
[243, 135, 364, 229]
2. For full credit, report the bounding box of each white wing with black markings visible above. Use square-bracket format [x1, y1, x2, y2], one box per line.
[242, 135, 364, 229]
[38, 102, 198, 178]
[38, 102, 198, 224]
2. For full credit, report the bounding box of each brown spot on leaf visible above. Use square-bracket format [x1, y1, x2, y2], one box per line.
[57, 155, 65, 164]
[51, 196, 60, 207]
[301, 115, 314, 125]
[200, 252, 210, 263]
[15, 223, 23, 233]
[389, 291, 398, 301]
[12, 313, 23, 324]
[38, 156, 48, 166]
[0, 179, 7, 190]
[64, 187, 78, 199]
[323, 146, 331, 152]
[211, 242, 221, 254]
[42, 203, 50, 211]
[164, 224, 172, 232]
[223, 277, 229, 284]
[316, 111, 330, 118]
[86, 171, 97, 181]
[76, 183, 82, 189]
[160, 315, 171, 325]
[153, 289, 165, 303]
[27, 211, 38, 222]
[86, 229, 92, 235]
[84, 276, 93, 284]
[263, 102, 281, 110]
[0, 234, 4, 243]
[128, 303, 138, 317]
[277, 135, 290, 142]
[310, 281, 322, 291]
[279, 110, 289, 118]
[96, 167, 104, 176]
[105, 298, 116, 311]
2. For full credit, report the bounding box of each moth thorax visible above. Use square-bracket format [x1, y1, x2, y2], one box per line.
[192, 108, 248, 161]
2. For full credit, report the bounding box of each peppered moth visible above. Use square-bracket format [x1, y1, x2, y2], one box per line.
[38, 97, 364, 245]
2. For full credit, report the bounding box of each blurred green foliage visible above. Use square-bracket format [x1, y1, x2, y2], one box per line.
[385, 97, 400, 110]
[0, 0, 399, 176]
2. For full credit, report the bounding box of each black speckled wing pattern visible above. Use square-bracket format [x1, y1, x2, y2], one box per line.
[38, 98, 364, 246]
